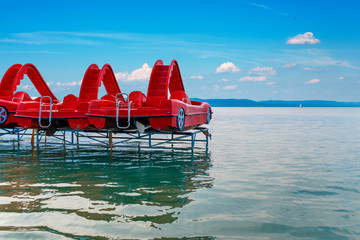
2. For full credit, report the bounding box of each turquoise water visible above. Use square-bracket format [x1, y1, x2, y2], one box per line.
[0, 107, 360, 239]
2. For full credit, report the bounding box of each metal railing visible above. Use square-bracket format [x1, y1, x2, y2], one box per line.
[115, 93, 132, 129]
[39, 96, 53, 128]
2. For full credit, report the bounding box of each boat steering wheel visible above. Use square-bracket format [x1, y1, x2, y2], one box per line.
[0, 106, 8, 125]
[176, 108, 185, 131]
[206, 107, 211, 124]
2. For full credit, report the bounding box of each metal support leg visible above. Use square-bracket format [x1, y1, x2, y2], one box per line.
[191, 134, 195, 150]
[109, 131, 113, 151]
[31, 129, 35, 148]
[149, 133, 151, 148]
[36, 129, 39, 146]
[17, 128, 20, 146]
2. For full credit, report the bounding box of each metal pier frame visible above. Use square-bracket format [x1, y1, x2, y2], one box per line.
[0, 127, 211, 151]
[0, 127, 33, 144]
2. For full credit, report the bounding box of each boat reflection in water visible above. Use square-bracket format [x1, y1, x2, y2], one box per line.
[0, 145, 213, 238]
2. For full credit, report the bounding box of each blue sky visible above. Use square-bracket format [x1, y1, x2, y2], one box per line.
[0, 0, 359, 101]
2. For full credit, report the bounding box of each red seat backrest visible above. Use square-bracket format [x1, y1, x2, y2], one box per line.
[129, 91, 146, 107]
[101, 93, 116, 102]
[170, 91, 190, 104]
[62, 94, 78, 110]
[12, 91, 33, 102]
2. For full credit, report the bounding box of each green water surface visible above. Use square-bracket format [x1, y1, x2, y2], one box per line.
[0, 107, 359, 239]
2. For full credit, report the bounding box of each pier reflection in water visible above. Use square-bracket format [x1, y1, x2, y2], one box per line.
[0, 145, 212, 239]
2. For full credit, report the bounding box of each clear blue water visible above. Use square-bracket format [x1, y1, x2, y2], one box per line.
[0, 107, 360, 239]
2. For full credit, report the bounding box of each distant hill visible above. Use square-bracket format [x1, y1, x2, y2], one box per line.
[191, 99, 360, 107]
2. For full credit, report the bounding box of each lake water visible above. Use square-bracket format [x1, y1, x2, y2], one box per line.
[0, 107, 360, 239]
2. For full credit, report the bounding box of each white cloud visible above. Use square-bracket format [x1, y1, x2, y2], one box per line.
[220, 78, 229, 82]
[55, 81, 80, 87]
[287, 32, 320, 45]
[116, 63, 152, 82]
[339, 76, 344, 80]
[21, 85, 32, 90]
[249, 66, 276, 76]
[313, 57, 358, 69]
[236, 66, 276, 83]
[303, 67, 319, 71]
[115, 72, 129, 80]
[127, 63, 152, 81]
[190, 75, 204, 79]
[305, 79, 320, 84]
[0, 31, 219, 50]
[0, 32, 99, 45]
[46, 81, 54, 86]
[239, 76, 267, 82]
[216, 62, 240, 73]
[223, 85, 237, 90]
[213, 84, 220, 91]
[200, 85, 207, 90]
[266, 82, 277, 86]
[280, 63, 296, 68]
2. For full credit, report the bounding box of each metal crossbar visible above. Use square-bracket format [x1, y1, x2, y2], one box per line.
[0, 127, 210, 151]
[0, 128, 29, 144]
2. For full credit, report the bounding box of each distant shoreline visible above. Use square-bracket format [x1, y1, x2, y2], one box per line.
[192, 98, 360, 107]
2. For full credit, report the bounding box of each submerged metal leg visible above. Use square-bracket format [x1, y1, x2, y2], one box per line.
[36, 129, 39, 146]
[17, 128, 20, 146]
[109, 131, 113, 151]
[31, 129, 35, 148]
[191, 134, 195, 150]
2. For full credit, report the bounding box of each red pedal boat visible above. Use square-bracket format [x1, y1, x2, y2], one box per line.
[16, 64, 122, 131]
[0, 64, 59, 128]
[87, 59, 212, 132]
